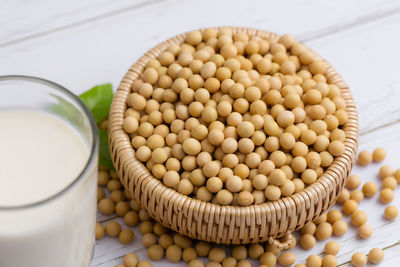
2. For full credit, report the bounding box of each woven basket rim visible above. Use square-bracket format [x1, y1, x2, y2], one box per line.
[109, 26, 358, 242]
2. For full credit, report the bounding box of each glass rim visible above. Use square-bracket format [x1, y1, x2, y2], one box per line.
[0, 75, 99, 210]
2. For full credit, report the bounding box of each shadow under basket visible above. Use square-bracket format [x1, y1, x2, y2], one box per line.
[108, 27, 359, 249]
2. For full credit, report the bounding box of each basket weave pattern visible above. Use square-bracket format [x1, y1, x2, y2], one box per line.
[109, 27, 359, 246]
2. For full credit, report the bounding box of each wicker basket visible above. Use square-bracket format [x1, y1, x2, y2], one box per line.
[109, 27, 358, 248]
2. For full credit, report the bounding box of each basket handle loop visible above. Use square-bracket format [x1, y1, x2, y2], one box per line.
[268, 233, 293, 250]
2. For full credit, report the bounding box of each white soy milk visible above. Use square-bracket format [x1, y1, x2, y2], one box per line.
[0, 110, 97, 267]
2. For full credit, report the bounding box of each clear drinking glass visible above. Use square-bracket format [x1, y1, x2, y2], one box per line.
[0, 75, 98, 267]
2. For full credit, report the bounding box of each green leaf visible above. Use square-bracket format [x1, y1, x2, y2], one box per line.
[79, 83, 115, 170]
[99, 129, 114, 170]
[79, 83, 113, 123]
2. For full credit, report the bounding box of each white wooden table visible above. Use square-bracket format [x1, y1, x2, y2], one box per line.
[2, 0, 400, 266]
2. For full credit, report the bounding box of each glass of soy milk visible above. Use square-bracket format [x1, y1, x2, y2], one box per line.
[0, 75, 99, 267]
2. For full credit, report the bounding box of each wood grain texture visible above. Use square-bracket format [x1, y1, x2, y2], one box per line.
[1, 0, 400, 91]
[0, 0, 164, 47]
[2, 0, 400, 48]
[2, 0, 400, 265]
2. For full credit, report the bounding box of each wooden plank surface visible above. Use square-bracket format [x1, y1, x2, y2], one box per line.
[1, 0, 400, 266]
[1, 0, 400, 91]
[0, 0, 163, 46]
[2, 0, 400, 48]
